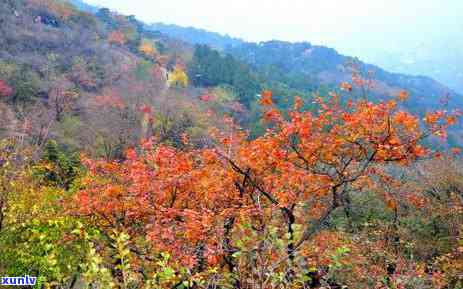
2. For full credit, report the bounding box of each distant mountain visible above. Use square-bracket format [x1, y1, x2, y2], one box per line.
[76, 1, 462, 95]
[147, 23, 244, 50]
[226, 41, 462, 112]
[145, 23, 462, 113]
[360, 45, 463, 94]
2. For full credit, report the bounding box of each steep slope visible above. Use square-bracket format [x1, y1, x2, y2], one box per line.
[0, 0, 242, 157]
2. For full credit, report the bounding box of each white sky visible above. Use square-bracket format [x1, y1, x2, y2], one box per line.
[83, 0, 462, 57]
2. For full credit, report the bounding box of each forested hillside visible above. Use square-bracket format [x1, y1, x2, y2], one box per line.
[227, 41, 460, 108]
[0, 0, 256, 156]
[0, 1, 462, 288]
[149, 24, 460, 103]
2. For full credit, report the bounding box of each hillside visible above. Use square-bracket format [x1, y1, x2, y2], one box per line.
[149, 21, 463, 95]
[0, 0, 245, 157]
[1, 0, 461, 151]
[147, 23, 462, 112]
[227, 41, 462, 113]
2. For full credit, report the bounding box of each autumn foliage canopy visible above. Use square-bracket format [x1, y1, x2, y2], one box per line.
[1, 1, 462, 287]
[72, 90, 458, 282]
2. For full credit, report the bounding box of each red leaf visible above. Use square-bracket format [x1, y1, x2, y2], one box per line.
[0, 80, 13, 97]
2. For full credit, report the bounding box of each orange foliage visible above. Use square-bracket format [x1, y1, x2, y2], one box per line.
[451, 147, 461, 155]
[260, 90, 273, 106]
[398, 90, 409, 101]
[139, 40, 157, 58]
[108, 31, 126, 46]
[72, 90, 457, 270]
[75, 146, 238, 267]
[340, 82, 353, 92]
[293, 96, 304, 110]
[93, 90, 126, 110]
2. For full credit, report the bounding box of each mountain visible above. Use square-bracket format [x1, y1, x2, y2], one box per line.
[1, 0, 460, 150]
[145, 23, 462, 113]
[64, 5, 461, 109]
[358, 44, 463, 94]
[147, 22, 244, 50]
[147, 21, 463, 96]
[226, 41, 462, 112]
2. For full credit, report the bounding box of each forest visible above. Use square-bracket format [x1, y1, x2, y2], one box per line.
[0, 0, 462, 288]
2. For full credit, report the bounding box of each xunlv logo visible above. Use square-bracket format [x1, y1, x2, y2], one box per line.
[1, 275, 37, 286]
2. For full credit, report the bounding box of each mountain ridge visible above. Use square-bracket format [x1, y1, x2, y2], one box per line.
[147, 21, 462, 99]
[147, 22, 244, 50]
[71, 1, 460, 103]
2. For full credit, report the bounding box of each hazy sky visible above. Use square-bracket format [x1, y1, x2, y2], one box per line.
[83, 0, 462, 57]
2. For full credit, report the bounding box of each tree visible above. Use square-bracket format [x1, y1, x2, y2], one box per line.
[71, 89, 456, 287]
[0, 139, 85, 286]
[189, 44, 261, 106]
[168, 66, 189, 88]
[9, 66, 41, 104]
[69, 56, 101, 91]
[208, 92, 456, 286]
[138, 39, 158, 59]
[0, 103, 17, 139]
[35, 140, 81, 189]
